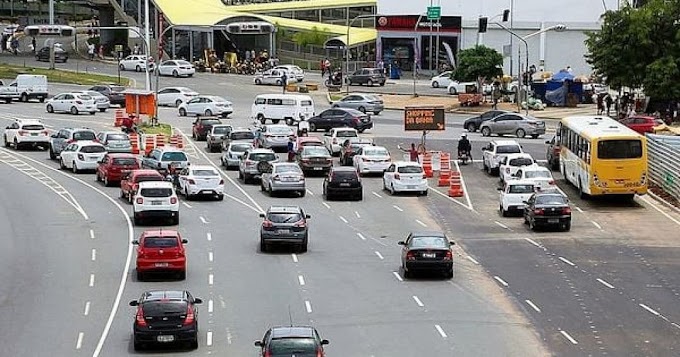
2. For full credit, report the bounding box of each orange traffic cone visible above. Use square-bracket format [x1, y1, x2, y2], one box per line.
[448, 171, 464, 197]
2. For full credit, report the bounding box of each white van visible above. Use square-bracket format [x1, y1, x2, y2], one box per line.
[10, 75, 49, 103]
[251, 94, 315, 125]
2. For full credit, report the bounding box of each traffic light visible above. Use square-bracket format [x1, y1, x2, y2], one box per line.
[502, 9, 510, 22]
[478, 17, 488, 33]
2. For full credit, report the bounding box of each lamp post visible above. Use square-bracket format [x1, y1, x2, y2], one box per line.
[413, 14, 425, 97]
[345, 14, 378, 93]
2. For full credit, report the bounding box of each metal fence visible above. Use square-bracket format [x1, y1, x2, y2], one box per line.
[647, 134, 680, 202]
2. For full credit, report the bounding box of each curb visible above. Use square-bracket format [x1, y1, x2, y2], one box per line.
[646, 190, 680, 215]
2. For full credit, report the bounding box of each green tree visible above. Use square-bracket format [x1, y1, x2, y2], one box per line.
[452, 45, 503, 91]
[292, 27, 330, 48]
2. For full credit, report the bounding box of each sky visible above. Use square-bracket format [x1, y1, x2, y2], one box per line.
[377, 0, 622, 23]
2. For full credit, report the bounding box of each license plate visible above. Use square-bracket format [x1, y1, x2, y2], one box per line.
[282, 177, 297, 182]
[157, 335, 174, 343]
[422, 253, 436, 258]
[339, 183, 350, 187]
[313, 167, 323, 170]
[151, 201, 162, 205]
[31, 133, 39, 136]
[155, 262, 169, 267]
[407, 185, 416, 189]
[547, 219, 559, 223]
[278, 229, 290, 234]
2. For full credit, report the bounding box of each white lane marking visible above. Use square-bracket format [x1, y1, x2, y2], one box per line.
[372, 191, 382, 198]
[525, 299, 542, 313]
[560, 330, 578, 344]
[200, 216, 209, 224]
[494, 221, 509, 229]
[76, 332, 84, 350]
[339, 216, 348, 223]
[640, 195, 680, 226]
[392, 271, 403, 281]
[223, 193, 261, 213]
[84, 301, 91, 316]
[206, 331, 213, 346]
[639, 303, 660, 316]
[524, 237, 543, 248]
[91, 249, 96, 261]
[89, 229, 95, 239]
[306, 189, 314, 196]
[208, 273, 214, 285]
[559, 257, 576, 267]
[434, 324, 448, 338]
[182, 202, 192, 208]
[575, 206, 584, 213]
[597, 278, 615, 289]
[430, 185, 476, 211]
[208, 251, 214, 262]
[415, 219, 427, 227]
[412, 295, 425, 307]
[494, 276, 509, 287]
[208, 299, 214, 313]
[355, 211, 361, 218]
[298, 275, 306, 286]
[453, 160, 475, 211]
[591, 221, 603, 230]
[226, 328, 233, 344]
[305, 300, 312, 313]
[374, 251, 384, 260]
[322, 202, 331, 209]
[89, 274, 95, 287]
[466, 255, 479, 265]
[292, 253, 298, 263]
[206, 232, 212, 241]
[392, 205, 404, 212]
[357, 233, 367, 241]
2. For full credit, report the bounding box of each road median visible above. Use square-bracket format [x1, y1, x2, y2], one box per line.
[0, 62, 131, 86]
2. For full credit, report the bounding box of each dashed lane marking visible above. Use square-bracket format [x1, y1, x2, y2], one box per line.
[83, 301, 91, 316]
[415, 219, 427, 227]
[200, 216, 209, 224]
[339, 216, 348, 223]
[494, 221, 510, 230]
[89, 274, 95, 287]
[208, 299, 214, 313]
[591, 221, 603, 230]
[182, 202, 192, 208]
[372, 191, 382, 198]
[392, 205, 404, 212]
[355, 211, 361, 218]
[412, 295, 425, 307]
[91, 249, 96, 261]
[575, 206, 584, 213]
[298, 275, 306, 286]
[89, 229, 95, 239]
[322, 202, 331, 209]
[208, 273, 214, 285]
[525, 299, 542, 313]
[494, 276, 509, 287]
[374, 251, 384, 260]
[206, 331, 213, 346]
[305, 300, 313, 313]
[206, 233, 212, 241]
[597, 278, 615, 289]
[306, 189, 314, 196]
[639, 303, 660, 316]
[466, 255, 479, 265]
[357, 233, 367, 241]
[524, 237, 543, 248]
[560, 330, 579, 344]
[208, 251, 214, 262]
[76, 332, 84, 350]
[292, 254, 298, 263]
[392, 271, 403, 282]
[434, 325, 448, 338]
[559, 256, 576, 267]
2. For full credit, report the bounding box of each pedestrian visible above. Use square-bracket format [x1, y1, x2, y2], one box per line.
[281, 71, 288, 93]
[251, 50, 256, 61]
[596, 94, 604, 115]
[566, 65, 573, 74]
[605, 94, 613, 116]
[87, 42, 95, 60]
[320, 59, 326, 77]
[324, 58, 331, 76]
[31, 37, 36, 54]
[377, 59, 384, 75]
[287, 137, 296, 162]
[133, 43, 140, 55]
[399, 143, 420, 162]
[591, 92, 599, 113]
[245, 49, 251, 62]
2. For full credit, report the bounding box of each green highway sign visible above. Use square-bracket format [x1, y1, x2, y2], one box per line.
[427, 6, 441, 20]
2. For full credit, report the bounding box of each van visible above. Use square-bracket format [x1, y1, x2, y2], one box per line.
[10, 74, 49, 103]
[251, 94, 315, 126]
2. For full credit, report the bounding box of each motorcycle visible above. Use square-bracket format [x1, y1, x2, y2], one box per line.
[324, 71, 343, 88]
[458, 150, 471, 165]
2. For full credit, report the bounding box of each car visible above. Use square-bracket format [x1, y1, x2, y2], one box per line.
[322, 127, 358, 156]
[523, 191, 572, 231]
[206, 124, 232, 153]
[48, 127, 97, 159]
[339, 137, 373, 166]
[309, 108, 372, 133]
[331, 93, 384, 115]
[156, 86, 199, 107]
[621, 115, 664, 135]
[430, 71, 453, 88]
[58, 140, 107, 173]
[256, 124, 295, 151]
[95, 153, 139, 186]
[254, 326, 329, 356]
[156, 60, 195, 77]
[399, 231, 455, 279]
[323, 166, 362, 200]
[498, 180, 536, 217]
[260, 162, 306, 197]
[118, 54, 154, 72]
[296, 145, 332, 175]
[45, 92, 96, 115]
[463, 110, 509, 132]
[223, 128, 256, 149]
[499, 153, 535, 184]
[383, 161, 428, 196]
[72, 90, 110, 112]
[353, 145, 391, 176]
[133, 230, 187, 280]
[238, 148, 279, 184]
[89, 84, 127, 107]
[129, 290, 201, 351]
[96, 131, 132, 153]
[35, 46, 68, 62]
[179, 95, 233, 118]
[3, 118, 49, 150]
[259, 205, 311, 252]
[545, 135, 561, 170]
[120, 169, 166, 203]
[512, 165, 556, 191]
[447, 80, 477, 95]
[132, 181, 179, 225]
[483, 80, 519, 95]
[251, 94, 315, 125]
[274, 64, 305, 82]
[480, 113, 546, 138]
[253, 68, 295, 86]
[221, 141, 254, 169]
[176, 165, 224, 200]
[141, 147, 190, 171]
[481, 139, 523, 176]
[191, 118, 223, 141]
[295, 136, 324, 153]
[346, 68, 386, 86]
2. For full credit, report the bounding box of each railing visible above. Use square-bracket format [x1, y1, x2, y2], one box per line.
[647, 134, 680, 202]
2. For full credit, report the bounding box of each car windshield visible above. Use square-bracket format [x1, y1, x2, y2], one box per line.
[509, 184, 535, 194]
[597, 139, 643, 159]
[303, 147, 329, 156]
[231, 132, 254, 140]
[201, 119, 221, 126]
[80, 145, 105, 153]
[249, 153, 276, 161]
[142, 301, 186, 315]
[213, 127, 231, 135]
[161, 152, 188, 161]
[269, 338, 317, 354]
[137, 175, 163, 183]
[397, 166, 423, 173]
[497, 145, 522, 154]
[509, 158, 533, 166]
[143, 237, 179, 248]
[76, 94, 92, 100]
[363, 148, 389, 156]
[192, 169, 218, 176]
[275, 165, 302, 174]
[113, 158, 137, 166]
[176, 60, 192, 66]
[411, 236, 449, 248]
[107, 134, 128, 141]
[230, 143, 253, 152]
[336, 130, 357, 138]
[525, 170, 552, 179]
[268, 127, 292, 135]
[535, 195, 568, 205]
[110, 86, 125, 92]
[140, 188, 172, 197]
[73, 131, 96, 140]
[268, 212, 302, 223]
[22, 124, 44, 130]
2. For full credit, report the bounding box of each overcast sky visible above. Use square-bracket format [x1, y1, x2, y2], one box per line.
[378, 0, 621, 23]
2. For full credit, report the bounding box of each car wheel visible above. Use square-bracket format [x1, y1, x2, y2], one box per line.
[59, 158, 66, 170]
[72, 161, 79, 174]
[13, 138, 19, 150]
[300, 239, 308, 253]
[190, 339, 198, 350]
[173, 70, 179, 77]
[49, 146, 56, 160]
[449, 87, 457, 95]
[299, 190, 306, 197]
[257, 114, 266, 124]
[95, 171, 102, 182]
[173, 99, 182, 107]
[178, 271, 186, 280]
[500, 205, 508, 217]
[356, 192, 363, 201]
[285, 118, 295, 126]
[421, 190, 428, 196]
[357, 106, 366, 113]
[309, 123, 317, 132]
[563, 222, 571, 232]
[530, 134, 539, 139]
[99, 108, 106, 112]
[172, 213, 179, 225]
[70, 106, 78, 115]
[133, 339, 143, 351]
[260, 239, 267, 252]
[466, 122, 477, 132]
[135, 65, 141, 72]
[403, 267, 412, 279]
[275, 79, 282, 86]
[217, 194, 224, 201]
[46, 104, 54, 113]
[104, 175, 111, 187]
[133, 212, 141, 225]
[432, 81, 439, 88]
[136, 270, 144, 281]
[516, 128, 526, 138]
[119, 64, 125, 71]
[367, 79, 373, 86]
[205, 109, 213, 117]
[446, 269, 454, 279]
[255, 78, 262, 85]
[481, 127, 491, 137]
[2, 135, 8, 148]
[179, 108, 187, 116]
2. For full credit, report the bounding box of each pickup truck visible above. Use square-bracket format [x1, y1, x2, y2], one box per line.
[119, 169, 165, 204]
[0, 80, 20, 103]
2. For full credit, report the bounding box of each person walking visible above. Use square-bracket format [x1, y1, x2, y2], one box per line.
[31, 37, 36, 54]
[596, 94, 604, 115]
[324, 58, 331, 77]
[605, 94, 613, 117]
[87, 42, 95, 60]
[281, 71, 288, 94]
[320, 59, 326, 77]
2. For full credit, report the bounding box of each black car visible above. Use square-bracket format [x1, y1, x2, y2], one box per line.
[323, 166, 363, 200]
[523, 192, 572, 231]
[35, 46, 68, 63]
[254, 326, 329, 357]
[399, 231, 455, 279]
[259, 205, 311, 253]
[308, 108, 373, 133]
[346, 67, 386, 86]
[129, 290, 202, 351]
[463, 110, 508, 132]
[89, 84, 126, 106]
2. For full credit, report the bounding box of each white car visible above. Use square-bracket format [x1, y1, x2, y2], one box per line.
[2, 118, 49, 150]
[221, 141, 255, 169]
[176, 165, 224, 200]
[274, 65, 305, 82]
[512, 165, 556, 191]
[499, 153, 535, 184]
[354, 145, 391, 175]
[323, 127, 358, 155]
[132, 181, 179, 225]
[253, 68, 295, 86]
[156, 86, 199, 107]
[383, 161, 428, 196]
[498, 180, 536, 216]
[58, 140, 107, 173]
[45, 92, 96, 115]
[72, 90, 110, 112]
[157, 60, 195, 77]
[481, 139, 524, 176]
[178, 95, 233, 118]
[447, 80, 477, 95]
[430, 71, 453, 88]
[118, 55, 154, 72]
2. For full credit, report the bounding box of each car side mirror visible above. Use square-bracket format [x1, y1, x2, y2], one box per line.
[496, 187, 502, 191]
[4, 126, 8, 129]
[182, 239, 188, 244]
[254, 341, 263, 347]
[545, 140, 551, 144]
[321, 339, 330, 345]
[165, 177, 173, 182]
[131, 240, 139, 245]
[481, 147, 488, 151]
[449, 241, 456, 246]
[522, 201, 528, 204]
[129, 300, 138, 306]
[50, 133, 58, 138]
[324, 133, 330, 136]
[259, 213, 265, 218]
[193, 298, 203, 304]
[305, 214, 311, 219]
[398, 241, 406, 245]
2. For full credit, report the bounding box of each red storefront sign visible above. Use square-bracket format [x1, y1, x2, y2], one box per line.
[376, 15, 462, 33]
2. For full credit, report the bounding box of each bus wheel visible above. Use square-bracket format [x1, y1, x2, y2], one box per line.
[578, 180, 588, 199]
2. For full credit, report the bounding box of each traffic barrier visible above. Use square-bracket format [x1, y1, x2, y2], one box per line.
[129, 133, 140, 155]
[144, 134, 156, 155]
[438, 152, 452, 186]
[169, 135, 179, 147]
[155, 134, 166, 148]
[448, 171, 464, 197]
[113, 109, 125, 127]
[422, 153, 434, 178]
[175, 135, 185, 149]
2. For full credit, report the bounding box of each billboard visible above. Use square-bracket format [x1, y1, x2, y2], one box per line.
[404, 107, 446, 131]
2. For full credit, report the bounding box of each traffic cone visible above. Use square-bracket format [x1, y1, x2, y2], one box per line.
[129, 133, 139, 154]
[448, 171, 464, 197]
[422, 152, 433, 178]
[144, 134, 156, 155]
[438, 152, 452, 186]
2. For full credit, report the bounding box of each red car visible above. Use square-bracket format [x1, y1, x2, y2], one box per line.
[95, 153, 139, 186]
[133, 229, 187, 280]
[621, 115, 664, 134]
[120, 169, 165, 203]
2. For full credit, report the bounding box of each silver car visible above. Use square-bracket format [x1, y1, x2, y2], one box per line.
[260, 162, 306, 197]
[221, 141, 254, 169]
[332, 93, 384, 115]
[96, 131, 132, 153]
[206, 124, 233, 153]
[238, 148, 279, 184]
[257, 124, 295, 151]
[253, 69, 294, 86]
[479, 113, 546, 139]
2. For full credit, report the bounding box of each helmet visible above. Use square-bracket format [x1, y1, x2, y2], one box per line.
[461, 133, 467, 138]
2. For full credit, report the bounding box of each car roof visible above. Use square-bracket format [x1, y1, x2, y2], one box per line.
[410, 231, 447, 238]
[520, 164, 549, 171]
[506, 180, 536, 186]
[231, 128, 252, 132]
[270, 326, 316, 338]
[157, 147, 185, 153]
[60, 127, 95, 132]
[138, 181, 174, 188]
[333, 127, 358, 132]
[298, 136, 323, 142]
[74, 140, 103, 146]
[229, 141, 253, 147]
[492, 140, 521, 146]
[212, 124, 232, 128]
[248, 148, 276, 153]
[267, 205, 303, 213]
[273, 162, 299, 167]
[141, 229, 179, 238]
[505, 153, 533, 159]
[393, 160, 422, 167]
[189, 165, 218, 172]
[15, 118, 42, 124]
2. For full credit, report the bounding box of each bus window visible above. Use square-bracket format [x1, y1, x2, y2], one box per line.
[597, 140, 642, 159]
[255, 98, 266, 105]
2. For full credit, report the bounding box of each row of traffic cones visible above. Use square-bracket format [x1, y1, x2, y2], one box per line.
[422, 151, 464, 198]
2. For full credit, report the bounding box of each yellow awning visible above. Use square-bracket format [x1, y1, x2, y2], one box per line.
[228, 0, 375, 13]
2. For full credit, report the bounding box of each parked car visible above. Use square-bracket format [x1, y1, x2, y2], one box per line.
[259, 205, 311, 252]
[498, 180, 536, 217]
[512, 165, 556, 191]
[96, 131, 132, 153]
[238, 148, 279, 184]
[48, 127, 97, 159]
[323, 166, 362, 200]
[499, 153, 535, 184]
[58, 140, 107, 173]
[331, 93, 384, 115]
[399, 231, 455, 279]
[95, 153, 139, 186]
[156, 86, 199, 107]
[256, 124, 295, 151]
[621, 115, 664, 135]
[133, 229, 187, 280]
[72, 90, 110, 112]
[141, 147, 190, 171]
[36, 46, 68, 63]
[89, 84, 126, 107]
[176, 165, 224, 200]
[274, 64, 305, 82]
[206, 124, 232, 153]
[463, 110, 508, 132]
[523, 191, 572, 231]
[480, 113, 546, 138]
[383, 161, 428, 196]
[260, 162, 306, 197]
[430, 71, 453, 88]
[118, 55, 154, 72]
[340, 138, 373, 165]
[310, 108, 372, 133]
[481, 139, 523, 176]
[178, 95, 233, 118]
[45, 92, 96, 115]
[156, 60, 195, 77]
[353, 145, 391, 176]
[3, 118, 49, 150]
[191, 118, 223, 141]
[545, 135, 561, 170]
[120, 169, 166, 203]
[297, 145, 332, 175]
[221, 141, 254, 169]
[132, 181, 179, 225]
[254, 326, 329, 356]
[447, 80, 477, 95]
[322, 127, 358, 155]
[346, 68, 386, 86]
[253, 68, 294, 86]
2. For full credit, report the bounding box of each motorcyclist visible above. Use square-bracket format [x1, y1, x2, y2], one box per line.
[121, 115, 137, 134]
[457, 133, 472, 158]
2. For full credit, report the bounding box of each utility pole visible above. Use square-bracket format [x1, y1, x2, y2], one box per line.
[143, 0, 151, 90]
[509, 0, 514, 76]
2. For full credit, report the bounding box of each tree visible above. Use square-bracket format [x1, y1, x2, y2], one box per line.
[452, 45, 503, 91]
[292, 26, 330, 48]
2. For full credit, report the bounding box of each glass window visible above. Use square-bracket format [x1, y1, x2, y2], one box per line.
[191, 169, 218, 176]
[496, 145, 521, 154]
[143, 237, 179, 248]
[136, 175, 163, 183]
[140, 188, 172, 197]
[269, 338, 317, 354]
[509, 184, 535, 194]
[255, 98, 266, 105]
[363, 148, 389, 156]
[267, 212, 302, 223]
[249, 153, 276, 162]
[230, 143, 253, 152]
[231, 132, 254, 141]
[22, 124, 44, 130]
[597, 140, 642, 159]
[113, 158, 137, 166]
[509, 158, 533, 166]
[397, 165, 423, 173]
[300, 100, 313, 106]
[161, 152, 188, 161]
[80, 145, 105, 153]
[535, 195, 568, 205]
[302, 147, 330, 156]
[410, 236, 448, 248]
[525, 170, 552, 178]
[268, 126, 293, 134]
[275, 165, 302, 173]
[335, 130, 358, 138]
[212, 126, 231, 135]
[73, 131, 96, 141]
[106, 133, 128, 141]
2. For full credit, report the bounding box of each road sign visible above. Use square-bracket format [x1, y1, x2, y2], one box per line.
[427, 6, 441, 20]
[404, 106, 445, 131]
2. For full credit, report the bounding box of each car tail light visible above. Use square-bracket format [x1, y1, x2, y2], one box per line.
[135, 307, 147, 327]
[294, 220, 306, 228]
[170, 197, 177, 204]
[183, 305, 195, 326]
[78, 154, 85, 161]
[188, 179, 196, 184]
[262, 220, 274, 228]
[18, 130, 28, 136]
[548, 180, 555, 185]
[534, 208, 544, 215]
[443, 250, 453, 260]
[219, 179, 224, 185]
[41, 130, 49, 135]
[317, 348, 323, 357]
[76, 100, 83, 104]
[136, 197, 143, 204]
[562, 207, 572, 214]
[67, 139, 76, 144]
[137, 249, 145, 259]
[394, 173, 401, 180]
[352, 118, 360, 124]
[264, 350, 272, 357]
[406, 251, 416, 260]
